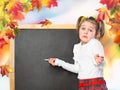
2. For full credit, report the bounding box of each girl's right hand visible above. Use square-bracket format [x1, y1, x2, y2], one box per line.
[48, 58, 56, 66]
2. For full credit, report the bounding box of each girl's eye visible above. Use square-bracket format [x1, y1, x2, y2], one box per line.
[81, 27, 85, 30]
[89, 29, 93, 32]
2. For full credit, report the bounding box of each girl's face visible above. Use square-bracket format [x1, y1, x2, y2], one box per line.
[79, 21, 96, 44]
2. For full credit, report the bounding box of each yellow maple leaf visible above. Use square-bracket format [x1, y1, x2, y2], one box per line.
[41, 0, 49, 7]
[19, 0, 28, 3]
[5, 14, 10, 23]
[0, 0, 9, 5]
[22, 2, 32, 13]
[6, 0, 17, 10]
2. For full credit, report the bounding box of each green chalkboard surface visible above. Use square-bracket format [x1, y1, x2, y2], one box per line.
[15, 29, 79, 90]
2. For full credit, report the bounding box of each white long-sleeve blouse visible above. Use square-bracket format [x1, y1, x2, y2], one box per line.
[55, 38, 105, 79]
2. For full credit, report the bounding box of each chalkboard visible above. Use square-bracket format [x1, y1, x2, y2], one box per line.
[15, 29, 80, 90]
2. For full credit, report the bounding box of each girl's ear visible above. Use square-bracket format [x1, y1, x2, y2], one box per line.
[95, 31, 101, 40]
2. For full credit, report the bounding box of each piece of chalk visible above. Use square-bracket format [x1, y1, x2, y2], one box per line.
[44, 59, 49, 61]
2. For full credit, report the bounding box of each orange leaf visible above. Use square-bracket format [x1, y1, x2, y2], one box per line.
[0, 38, 8, 48]
[115, 13, 120, 23]
[5, 29, 15, 39]
[47, 0, 58, 8]
[10, 11, 24, 21]
[31, 0, 42, 11]
[100, 0, 120, 9]
[108, 21, 120, 34]
[114, 29, 120, 44]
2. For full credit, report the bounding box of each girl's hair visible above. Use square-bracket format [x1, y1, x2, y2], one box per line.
[76, 16, 105, 39]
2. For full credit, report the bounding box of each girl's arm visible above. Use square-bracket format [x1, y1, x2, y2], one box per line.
[48, 44, 80, 74]
[92, 39, 106, 69]
[48, 58, 79, 74]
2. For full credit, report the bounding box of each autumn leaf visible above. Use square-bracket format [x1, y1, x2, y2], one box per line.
[0, 12, 10, 30]
[38, 19, 52, 27]
[41, 0, 58, 8]
[97, 7, 110, 23]
[0, 23, 4, 30]
[110, 23, 120, 34]
[0, 0, 9, 7]
[0, 65, 13, 77]
[0, 13, 10, 29]
[100, 0, 120, 10]
[110, 5, 117, 15]
[31, 0, 42, 11]
[5, 29, 15, 39]
[10, 11, 24, 21]
[41, 0, 49, 7]
[108, 21, 120, 34]
[13, 27, 20, 36]
[114, 13, 120, 23]
[7, 1, 23, 12]
[22, 2, 32, 13]
[7, 21, 18, 29]
[110, 4, 120, 19]
[47, 0, 58, 8]
[19, 0, 32, 13]
[19, 0, 29, 3]
[0, 38, 8, 48]
[7, 1, 24, 20]
[114, 29, 120, 44]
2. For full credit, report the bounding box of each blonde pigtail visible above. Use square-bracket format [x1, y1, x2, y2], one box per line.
[76, 16, 86, 32]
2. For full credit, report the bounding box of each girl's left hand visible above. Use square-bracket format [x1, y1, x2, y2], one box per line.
[94, 54, 104, 65]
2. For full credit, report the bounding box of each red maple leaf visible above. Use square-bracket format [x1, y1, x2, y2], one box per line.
[31, 0, 42, 11]
[8, 2, 23, 14]
[47, 0, 58, 8]
[97, 11, 105, 23]
[8, 2, 24, 20]
[5, 30, 15, 39]
[0, 38, 8, 48]
[7, 22, 18, 29]
[100, 0, 120, 10]
[97, 8, 110, 23]
[10, 11, 24, 21]
[38, 19, 52, 27]
[0, 65, 12, 77]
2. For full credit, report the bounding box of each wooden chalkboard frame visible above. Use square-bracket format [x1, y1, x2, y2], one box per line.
[10, 24, 76, 90]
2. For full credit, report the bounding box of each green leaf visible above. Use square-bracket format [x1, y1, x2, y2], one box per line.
[14, 27, 20, 36]
[0, 23, 4, 30]
[27, 0, 31, 2]
[110, 7, 117, 15]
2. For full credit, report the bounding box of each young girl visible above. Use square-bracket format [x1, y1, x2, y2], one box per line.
[48, 16, 108, 90]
